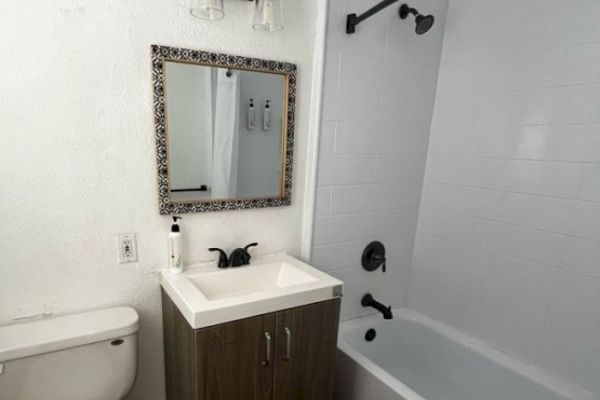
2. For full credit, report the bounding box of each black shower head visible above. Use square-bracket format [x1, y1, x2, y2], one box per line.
[399, 4, 435, 35]
[415, 14, 435, 34]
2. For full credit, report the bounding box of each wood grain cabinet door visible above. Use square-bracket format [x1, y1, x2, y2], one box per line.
[273, 299, 341, 400]
[195, 313, 276, 400]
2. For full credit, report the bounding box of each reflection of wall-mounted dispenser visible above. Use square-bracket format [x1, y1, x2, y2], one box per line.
[247, 98, 256, 130]
[263, 100, 271, 131]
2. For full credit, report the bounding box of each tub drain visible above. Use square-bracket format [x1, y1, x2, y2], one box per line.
[365, 328, 376, 342]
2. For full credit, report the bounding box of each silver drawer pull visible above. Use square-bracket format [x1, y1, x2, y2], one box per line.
[262, 332, 271, 366]
[283, 327, 292, 361]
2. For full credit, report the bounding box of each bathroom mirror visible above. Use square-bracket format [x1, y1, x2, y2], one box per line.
[151, 45, 296, 214]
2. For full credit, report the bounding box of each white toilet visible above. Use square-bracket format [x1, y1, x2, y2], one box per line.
[0, 307, 139, 400]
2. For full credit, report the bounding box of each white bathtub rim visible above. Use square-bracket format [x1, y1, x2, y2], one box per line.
[338, 308, 596, 400]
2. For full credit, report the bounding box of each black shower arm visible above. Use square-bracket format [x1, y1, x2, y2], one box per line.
[346, 0, 400, 34]
[401, 6, 418, 17]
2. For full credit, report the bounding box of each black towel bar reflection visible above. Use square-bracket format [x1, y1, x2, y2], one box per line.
[170, 185, 208, 193]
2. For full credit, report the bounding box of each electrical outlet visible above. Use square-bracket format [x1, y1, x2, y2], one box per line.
[117, 234, 137, 264]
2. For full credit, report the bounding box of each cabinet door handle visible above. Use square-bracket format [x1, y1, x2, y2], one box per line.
[283, 327, 292, 361]
[262, 332, 271, 366]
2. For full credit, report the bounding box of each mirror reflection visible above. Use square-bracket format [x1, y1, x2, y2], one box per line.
[165, 61, 286, 202]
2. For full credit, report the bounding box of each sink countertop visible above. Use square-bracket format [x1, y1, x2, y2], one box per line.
[160, 253, 344, 329]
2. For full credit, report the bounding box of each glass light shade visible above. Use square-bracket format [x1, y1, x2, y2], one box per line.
[253, 0, 284, 31]
[190, 0, 224, 20]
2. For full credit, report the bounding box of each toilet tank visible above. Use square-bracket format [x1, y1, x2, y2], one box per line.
[0, 307, 139, 400]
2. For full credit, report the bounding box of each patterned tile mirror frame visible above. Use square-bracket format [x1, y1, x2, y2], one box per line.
[151, 45, 297, 214]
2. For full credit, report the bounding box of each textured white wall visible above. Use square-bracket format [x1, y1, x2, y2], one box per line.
[0, 1, 318, 399]
[311, 0, 448, 321]
[411, 0, 600, 396]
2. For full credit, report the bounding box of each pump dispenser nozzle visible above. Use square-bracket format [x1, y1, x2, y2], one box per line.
[171, 216, 182, 232]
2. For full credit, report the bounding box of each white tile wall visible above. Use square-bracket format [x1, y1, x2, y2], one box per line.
[312, 0, 448, 320]
[410, 0, 600, 396]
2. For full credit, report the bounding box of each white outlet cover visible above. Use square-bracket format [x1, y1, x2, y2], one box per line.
[117, 234, 138, 264]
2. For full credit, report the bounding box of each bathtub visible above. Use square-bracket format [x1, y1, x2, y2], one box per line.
[336, 309, 594, 400]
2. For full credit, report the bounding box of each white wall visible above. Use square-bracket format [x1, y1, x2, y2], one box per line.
[311, 0, 448, 321]
[410, 0, 600, 396]
[0, 1, 319, 399]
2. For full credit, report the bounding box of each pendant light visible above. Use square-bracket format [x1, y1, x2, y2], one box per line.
[190, 0, 225, 20]
[252, 0, 284, 31]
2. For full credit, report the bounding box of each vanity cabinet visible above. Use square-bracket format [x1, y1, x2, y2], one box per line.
[161, 290, 341, 400]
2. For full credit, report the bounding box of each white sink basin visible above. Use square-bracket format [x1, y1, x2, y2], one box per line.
[189, 261, 318, 300]
[160, 253, 343, 329]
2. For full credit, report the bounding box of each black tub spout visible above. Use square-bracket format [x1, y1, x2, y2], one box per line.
[361, 294, 393, 319]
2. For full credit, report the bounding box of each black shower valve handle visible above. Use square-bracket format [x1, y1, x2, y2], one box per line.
[372, 254, 387, 273]
[362, 241, 387, 273]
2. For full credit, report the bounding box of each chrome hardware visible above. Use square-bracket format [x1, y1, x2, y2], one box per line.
[262, 332, 271, 366]
[284, 326, 292, 360]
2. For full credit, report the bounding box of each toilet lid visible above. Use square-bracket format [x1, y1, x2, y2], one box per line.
[0, 307, 138, 363]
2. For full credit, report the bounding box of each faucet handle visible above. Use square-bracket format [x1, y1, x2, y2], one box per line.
[208, 248, 229, 268]
[244, 242, 259, 251]
[362, 241, 386, 273]
[242, 243, 258, 264]
[371, 254, 387, 273]
[237, 242, 257, 265]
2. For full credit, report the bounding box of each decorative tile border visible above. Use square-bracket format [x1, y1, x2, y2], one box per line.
[151, 44, 297, 214]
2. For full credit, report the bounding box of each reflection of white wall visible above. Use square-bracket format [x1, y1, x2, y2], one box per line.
[165, 62, 212, 190]
[236, 71, 284, 198]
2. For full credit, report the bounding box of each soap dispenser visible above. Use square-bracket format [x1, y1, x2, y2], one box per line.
[263, 100, 272, 131]
[247, 98, 256, 130]
[168, 216, 183, 274]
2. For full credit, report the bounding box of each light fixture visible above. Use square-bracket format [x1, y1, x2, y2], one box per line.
[190, 0, 225, 20]
[252, 0, 284, 31]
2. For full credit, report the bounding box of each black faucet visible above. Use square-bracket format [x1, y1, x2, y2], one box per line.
[361, 293, 393, 319]
[208, 243, 258, 268]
